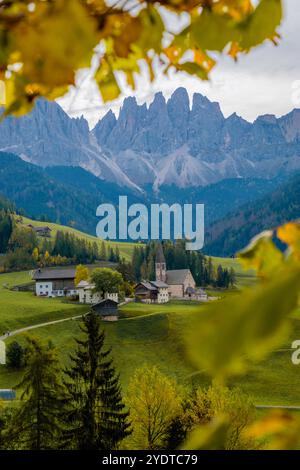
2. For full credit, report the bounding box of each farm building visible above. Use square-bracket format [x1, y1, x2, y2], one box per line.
[91, 299, 119, 321]
[134, 280, 169, 304]
[28, 225, 52, 237]
[76, 280, 119, 304]
[32, 268, 78, 298]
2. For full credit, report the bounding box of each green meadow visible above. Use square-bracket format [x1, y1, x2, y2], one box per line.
[1, 266, 300, 408]
[0, 271, 89, 332]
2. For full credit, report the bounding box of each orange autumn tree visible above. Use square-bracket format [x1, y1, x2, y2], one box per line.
[0, 0, 282, 115]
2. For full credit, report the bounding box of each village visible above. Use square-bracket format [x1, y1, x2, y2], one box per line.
[31, 243, 211, 323]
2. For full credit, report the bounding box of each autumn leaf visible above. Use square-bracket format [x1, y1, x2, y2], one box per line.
[239, 230, 284, 278]
[0, 1, 283, 113]
[187, 262, 300, 381]
[95, 58, 121, 102]
[277, 222, 300, 257]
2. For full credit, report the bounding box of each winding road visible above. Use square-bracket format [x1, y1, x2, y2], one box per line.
[0, 314, 84, 342]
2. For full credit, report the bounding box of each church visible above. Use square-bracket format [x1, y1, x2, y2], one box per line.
[134, 244, 197, 302]
[155, 244, 196, 299]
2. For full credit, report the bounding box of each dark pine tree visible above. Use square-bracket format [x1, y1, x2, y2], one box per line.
[8, 337, 64, 450]
[63, 311, 131, 450]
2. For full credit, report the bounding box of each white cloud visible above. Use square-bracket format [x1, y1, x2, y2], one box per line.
[58, 0, 300, 128]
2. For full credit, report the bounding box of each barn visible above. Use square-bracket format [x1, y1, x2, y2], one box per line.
[91, 299, 119, 322]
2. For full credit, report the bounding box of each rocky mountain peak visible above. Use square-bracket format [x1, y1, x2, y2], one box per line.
[1, 88, 300, 192]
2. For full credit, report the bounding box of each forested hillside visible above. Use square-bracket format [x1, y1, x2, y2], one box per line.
[0, 152, 128, 234]
[205, 173, 300, 256]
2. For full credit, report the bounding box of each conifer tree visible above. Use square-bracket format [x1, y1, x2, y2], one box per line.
[100, 241, 107, 260]
[8, 337, 64, 450]
[63, 312, 131, 450]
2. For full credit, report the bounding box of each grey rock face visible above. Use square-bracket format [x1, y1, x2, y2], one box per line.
[1, 90, 300, 191]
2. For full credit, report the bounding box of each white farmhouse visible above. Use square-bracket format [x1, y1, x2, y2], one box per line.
[76, 280, 119, 304]
[32, 268, 78, 297]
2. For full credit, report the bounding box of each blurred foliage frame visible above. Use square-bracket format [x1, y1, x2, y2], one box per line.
[0, 0, 282, 115]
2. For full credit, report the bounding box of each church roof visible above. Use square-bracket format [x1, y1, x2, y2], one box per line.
[155, 243, 165, 263]
[166, 269, 191, 285]
[150, 280, 169, 288]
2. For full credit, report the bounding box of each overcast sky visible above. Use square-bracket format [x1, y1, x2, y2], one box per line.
[58, 0, 300, 128]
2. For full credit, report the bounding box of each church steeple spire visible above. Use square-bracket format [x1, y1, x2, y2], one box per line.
[155, 243, 166, 282]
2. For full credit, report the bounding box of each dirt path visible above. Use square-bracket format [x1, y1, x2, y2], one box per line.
[0, 300, 133, 341]
[0, 314, 84, 342]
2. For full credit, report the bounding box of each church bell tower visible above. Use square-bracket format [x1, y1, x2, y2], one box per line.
[155, 243, 166, 282]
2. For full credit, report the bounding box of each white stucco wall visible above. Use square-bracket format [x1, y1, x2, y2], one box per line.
[36, 282, 78, 297]
[78, 288, 118, 304]
[157, 288, 169, 303]
[36, 281, 53, 297]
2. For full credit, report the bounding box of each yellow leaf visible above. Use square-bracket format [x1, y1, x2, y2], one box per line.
[182, 417, 229, 450]
[136, 5, 164, 54]
[14, 0, 98, 87]
[277, 222, 300, 255]
[95, 58, 120, 102]
[239, 230, 283, 278]
[247, 410, 300, 450]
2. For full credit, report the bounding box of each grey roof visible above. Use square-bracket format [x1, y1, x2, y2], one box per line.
[77, 280, 95, 290]
[34, 226, 51, 231]
[155, 243, 166, 263]
[137, 281, 157, 291]
[150, 280, 169, 288]
[33, 268, 76, 280]
[92, 298, 118, 306]
[186, 286, 196, 294]
[76, 280, 90, 288]
[166, 269, 191, 285]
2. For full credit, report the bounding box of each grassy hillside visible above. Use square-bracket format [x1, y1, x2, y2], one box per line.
[0, 271, 89, 332]
[1, 300, 299, 407]
[0, 152, 142, 235]
[211, 256, 256, 288]
[17, 215, 139, 261]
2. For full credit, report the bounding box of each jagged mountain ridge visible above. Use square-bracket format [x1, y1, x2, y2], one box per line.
[1, 88, 300, 190]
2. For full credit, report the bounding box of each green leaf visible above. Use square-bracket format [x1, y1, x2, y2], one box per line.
[136, 5, 164, 54]
[187, 263, 300, 381]
[177, 62, 209, 80]
[190, 9, 238, 52]
[239, 0, 282, 49]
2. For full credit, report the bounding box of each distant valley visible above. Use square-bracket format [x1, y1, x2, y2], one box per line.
[0, 152, 285, 237]
[0, 88, 300, 253]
